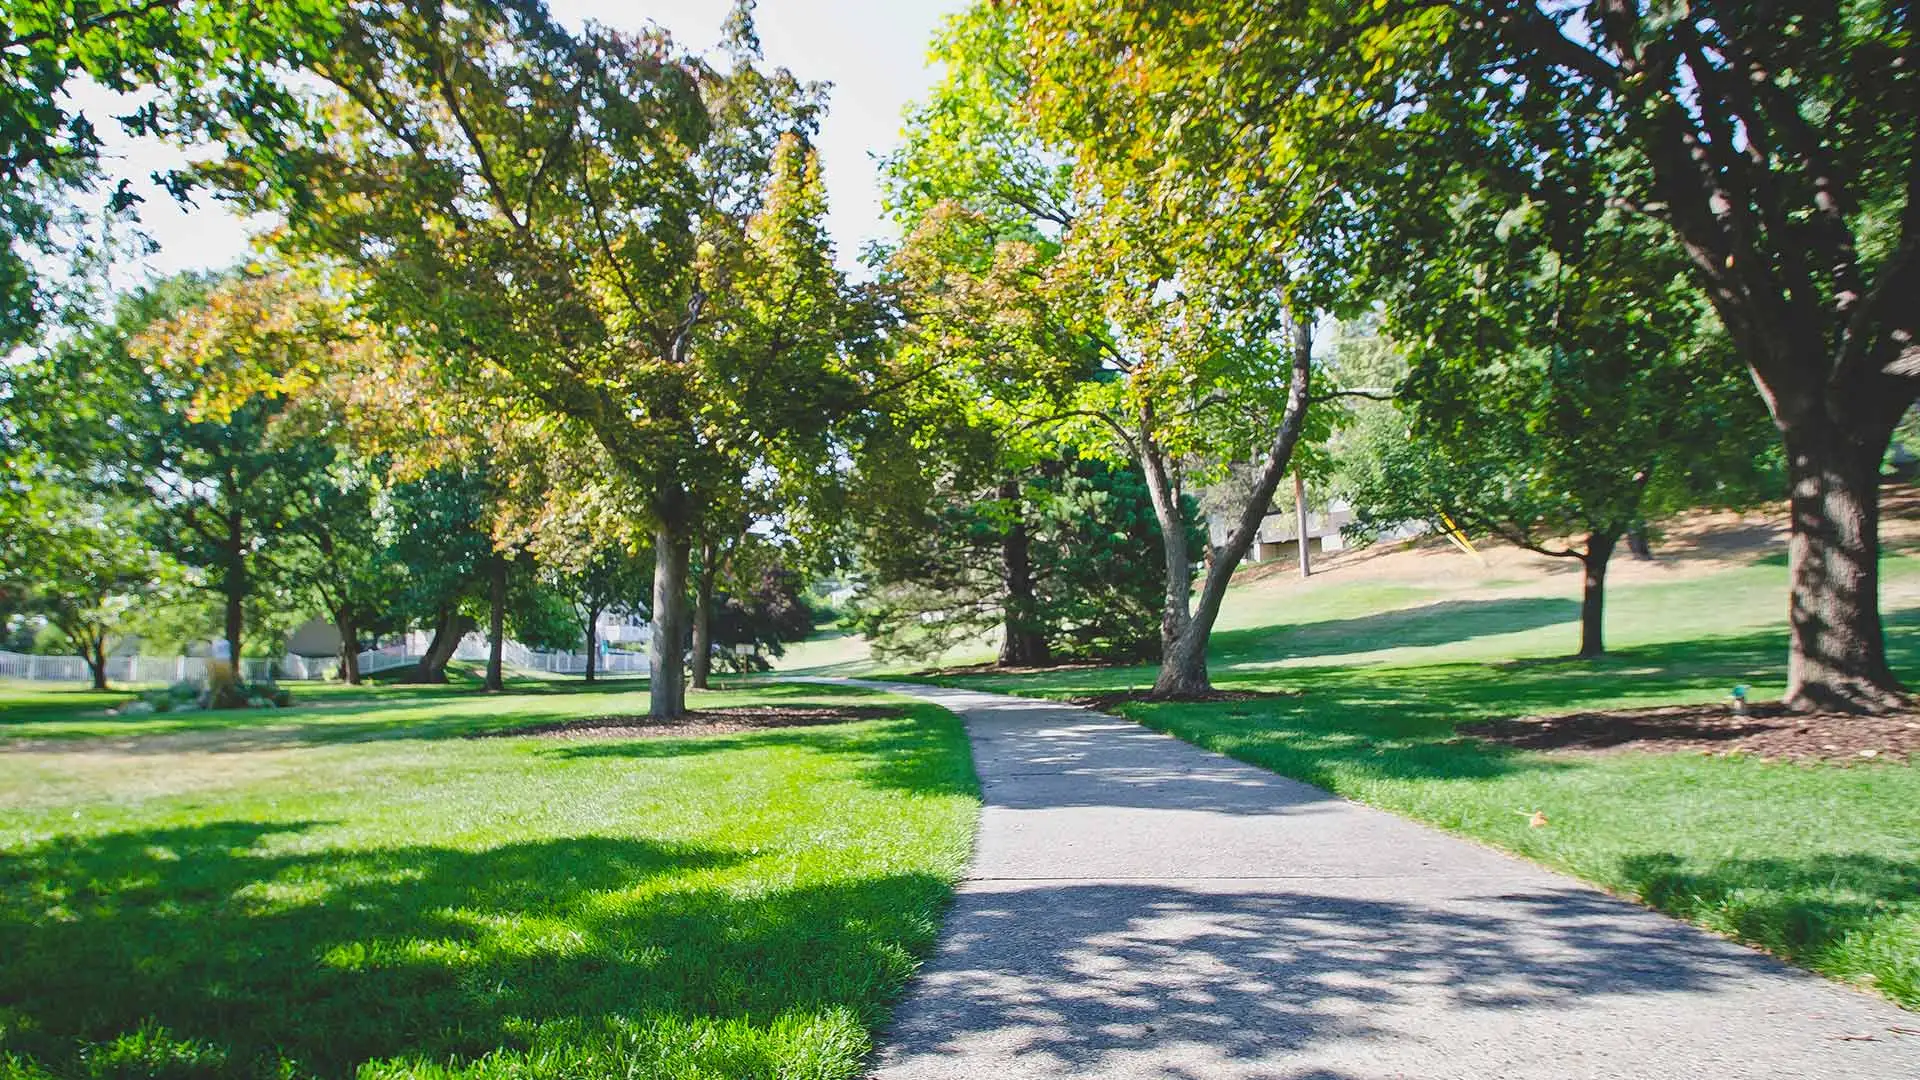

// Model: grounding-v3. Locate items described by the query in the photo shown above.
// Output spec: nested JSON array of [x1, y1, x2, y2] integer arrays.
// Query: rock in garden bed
[[479, 704, 906, 740], [1462, 703, 1920, 764]]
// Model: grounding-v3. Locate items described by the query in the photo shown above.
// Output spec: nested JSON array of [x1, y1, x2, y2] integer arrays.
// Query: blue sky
[[94, 0, 965, 282]]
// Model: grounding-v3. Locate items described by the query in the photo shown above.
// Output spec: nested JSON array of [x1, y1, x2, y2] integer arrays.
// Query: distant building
[[1210, 497, 1357, 566]]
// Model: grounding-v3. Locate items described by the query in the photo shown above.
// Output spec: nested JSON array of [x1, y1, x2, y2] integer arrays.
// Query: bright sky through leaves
[[81, 0, 963, 282]]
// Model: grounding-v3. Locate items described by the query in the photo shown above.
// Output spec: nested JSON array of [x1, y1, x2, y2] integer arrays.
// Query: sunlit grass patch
[[0, 681, 977, 1079]]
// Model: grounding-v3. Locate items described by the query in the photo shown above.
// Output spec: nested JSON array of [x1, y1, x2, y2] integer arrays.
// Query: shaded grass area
[[0, 681, 979, 1079], [926, 563, 1920, 1010]]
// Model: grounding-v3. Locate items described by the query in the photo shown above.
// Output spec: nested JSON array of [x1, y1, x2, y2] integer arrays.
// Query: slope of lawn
[[0, 678, 979, 1080], [926, 546, 1920, 1010]]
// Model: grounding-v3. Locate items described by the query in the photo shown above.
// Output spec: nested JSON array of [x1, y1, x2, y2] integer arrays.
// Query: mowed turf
[[0, 678, 979, 1079], [924, 548, 1920, 1010]]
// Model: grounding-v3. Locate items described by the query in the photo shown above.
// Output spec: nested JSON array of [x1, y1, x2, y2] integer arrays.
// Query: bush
[[136, 682, 200, 714], [138, 678, 290, 711]]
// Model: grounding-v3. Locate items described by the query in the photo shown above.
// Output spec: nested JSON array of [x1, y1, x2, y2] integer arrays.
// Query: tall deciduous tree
[[1305, 0, 1920, 710], [214, 0, 868, 718], [10, 273, 336, 664], [1343, 163, 1776, 658], [891, 4, 1336, 697]]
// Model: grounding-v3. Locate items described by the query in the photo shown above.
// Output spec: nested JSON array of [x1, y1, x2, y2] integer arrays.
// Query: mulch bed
[[1069, 688, 1303, 711], [1462, 703, 1920, 764], [477, 705, 905, 741]]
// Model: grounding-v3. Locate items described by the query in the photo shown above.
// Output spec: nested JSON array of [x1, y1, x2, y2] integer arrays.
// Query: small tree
[[850, 451, 1191, 664], [0, 480, 161, 689], [11, 273, 339, 665]]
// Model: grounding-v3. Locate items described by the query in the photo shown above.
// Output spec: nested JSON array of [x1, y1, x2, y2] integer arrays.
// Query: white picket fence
[[1, 639, 648, 685]]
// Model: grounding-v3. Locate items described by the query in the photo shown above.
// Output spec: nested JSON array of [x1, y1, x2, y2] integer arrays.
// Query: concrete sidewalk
[[835, 679, 1920, 1080]]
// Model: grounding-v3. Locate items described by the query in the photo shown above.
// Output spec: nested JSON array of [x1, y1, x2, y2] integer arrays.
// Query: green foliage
[[852, 453, 1194, 663], [0, 476, 163, 684], [505, 576, 584, 654], [206, 0, 876, 714], [6, 274, 336, 658], [0, 0, 339, 349], [1339, 178, 1778, 563], [378, 468, 494, 636]]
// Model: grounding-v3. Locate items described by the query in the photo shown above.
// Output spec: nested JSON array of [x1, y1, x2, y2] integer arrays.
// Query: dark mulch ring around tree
[[1462, 703, 1920, 764], [477, 705, 907, 740], [1069, 688, 1304, 711]]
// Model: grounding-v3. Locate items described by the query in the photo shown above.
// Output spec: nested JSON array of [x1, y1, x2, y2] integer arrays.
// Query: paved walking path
[[828, 679, 1920, 1080]]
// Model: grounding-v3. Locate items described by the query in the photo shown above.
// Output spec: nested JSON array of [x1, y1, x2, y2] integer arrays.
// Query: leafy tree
[[279, 460, 399, 684], [850, 451, 1189, 665], [0, 478, 163, 688], [379, 467, 492, 683], [503, 569, 582, 654], [1340, 163, 1777, 657], [546, 546, 652, 683], [9, 273, 338, 664], [0, 0, 337, 349], [709, 563, 814, 673], [211, 0, 871, 718], [888, 4, 1329, 697], [1285, 0, 1920, 709]]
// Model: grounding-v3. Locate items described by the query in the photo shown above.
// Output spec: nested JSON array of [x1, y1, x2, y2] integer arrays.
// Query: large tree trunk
[[222, 512, 246, 670], [336, 611, 362, 685], [83, 636, 108, 691], [691, 539, 715, 690], [1139, 312, 1315, 699], [1780, 416, 1904, 711], [584, 604, 601, 684], [1577, 531, 1617, 659], [997, 478, 1051, 667], [223, 568, 245, 676], [649, 524, 690, 720], [409, 607, 468, 683], [484, 553, 507, 692]]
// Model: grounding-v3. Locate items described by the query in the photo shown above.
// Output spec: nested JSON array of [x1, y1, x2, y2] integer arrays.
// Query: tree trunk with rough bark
[[583, 604, 602, 683], [409, 607, 468, 683], [335, 611, 362, 685], [691, 539, 715, 690], [1139, 313, 1315, 699], [997, 479, 1051, 667], [1780, 414, 1904, 711], [1577, 531, 1616, 659], [649, 524, 690, 719], [484, 553, 507, 692], [83, 637, 108, 691]]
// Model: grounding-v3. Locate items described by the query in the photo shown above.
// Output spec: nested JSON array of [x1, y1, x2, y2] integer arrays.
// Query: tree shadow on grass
[[1616, 852, 1920, 1008], [941, 619, 1920, 795], [0, 820, 954, 1078], [546, 705, 979, 800], [0, 680, 921, 756], [1210, 595, 1583, 667]]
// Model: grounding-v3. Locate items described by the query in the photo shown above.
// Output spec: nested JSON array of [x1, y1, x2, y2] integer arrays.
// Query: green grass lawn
[[0, 678, 979, 1080], [925, 550, 1920, 1010]]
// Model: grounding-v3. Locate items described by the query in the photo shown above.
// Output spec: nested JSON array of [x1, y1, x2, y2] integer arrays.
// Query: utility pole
[[1294, 471, 1311, 578]]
